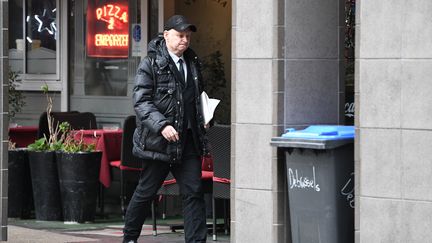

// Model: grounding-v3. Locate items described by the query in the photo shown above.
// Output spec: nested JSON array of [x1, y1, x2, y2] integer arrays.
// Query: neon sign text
[[87, 0, 129, 58], [96, 4, 128, 29], [95, 34, 128, 47]]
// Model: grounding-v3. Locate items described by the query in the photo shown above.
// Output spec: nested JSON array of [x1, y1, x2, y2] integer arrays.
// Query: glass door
[[68, 0, 153, 127]]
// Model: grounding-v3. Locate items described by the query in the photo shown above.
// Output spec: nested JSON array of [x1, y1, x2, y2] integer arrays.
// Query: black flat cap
[[164, 15, 197, 32]]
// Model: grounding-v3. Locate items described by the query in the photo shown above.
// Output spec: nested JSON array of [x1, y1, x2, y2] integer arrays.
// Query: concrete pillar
[[282, 0, 346, 242], [233, 0, 344, 242], [284, 0, 346, 126], [232, 0, 286, 242], [0, 0, 8, 240], [357, 0, 432, 242]]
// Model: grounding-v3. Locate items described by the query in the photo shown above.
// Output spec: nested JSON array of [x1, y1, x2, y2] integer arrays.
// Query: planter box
[[8, 149, 33, 218], [56, 151, 101, 223], [28, 151, 63, 221]]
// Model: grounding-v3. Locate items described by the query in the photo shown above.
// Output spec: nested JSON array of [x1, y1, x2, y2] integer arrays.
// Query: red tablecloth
[[73, 129, 123, 188], [8, 126, 38, 148]]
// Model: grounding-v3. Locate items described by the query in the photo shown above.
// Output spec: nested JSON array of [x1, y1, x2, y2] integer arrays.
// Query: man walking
[[123, 15, 209, 243]]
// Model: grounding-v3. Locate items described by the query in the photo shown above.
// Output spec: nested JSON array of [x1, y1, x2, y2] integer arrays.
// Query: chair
[[207, 124, 231, 241], [109, 115, 143, 216], [37, 111, 80, 139], [52, 112, 97, 130], [37, 111, 97, 139]]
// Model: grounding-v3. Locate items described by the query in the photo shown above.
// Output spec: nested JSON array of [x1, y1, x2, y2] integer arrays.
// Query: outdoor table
[[73, 129, 123, 188], [8, 126, 38, 148]]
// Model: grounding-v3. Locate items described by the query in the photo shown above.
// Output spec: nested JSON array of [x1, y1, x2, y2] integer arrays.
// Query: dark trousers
[[123, 132, 207, 243]]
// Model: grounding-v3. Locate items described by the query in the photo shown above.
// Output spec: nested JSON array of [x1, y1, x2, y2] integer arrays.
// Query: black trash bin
[[271, 125, 355, 243], [8, 148, 33, 218]]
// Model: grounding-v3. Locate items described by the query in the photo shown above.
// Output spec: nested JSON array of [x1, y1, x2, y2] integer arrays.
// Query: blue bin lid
[[281, 125, 355, 140]]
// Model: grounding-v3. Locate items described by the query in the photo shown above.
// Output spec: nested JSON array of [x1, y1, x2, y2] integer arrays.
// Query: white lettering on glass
[[345, 102, 355, 118]]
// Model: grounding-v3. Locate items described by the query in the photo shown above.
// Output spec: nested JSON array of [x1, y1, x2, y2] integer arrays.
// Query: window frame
[[15, 0, 62, 91]]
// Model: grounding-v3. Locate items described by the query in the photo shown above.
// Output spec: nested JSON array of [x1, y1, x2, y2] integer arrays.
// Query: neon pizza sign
[[87, 0, 129, 58]]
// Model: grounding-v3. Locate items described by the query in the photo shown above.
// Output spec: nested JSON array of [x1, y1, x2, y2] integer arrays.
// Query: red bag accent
[[201, 154, 214, 171], [213, 176, 230, 184]]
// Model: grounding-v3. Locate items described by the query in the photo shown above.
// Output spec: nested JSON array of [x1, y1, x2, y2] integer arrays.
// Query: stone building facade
[[1, 0, 432, 242]]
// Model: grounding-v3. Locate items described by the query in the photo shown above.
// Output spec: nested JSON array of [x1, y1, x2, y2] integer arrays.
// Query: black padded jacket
[[132, 36, 209, 163]]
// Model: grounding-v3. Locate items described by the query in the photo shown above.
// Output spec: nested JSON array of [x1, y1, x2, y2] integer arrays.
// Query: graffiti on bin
[[340, 172, 354, 208], [288, 166, 320, 192]]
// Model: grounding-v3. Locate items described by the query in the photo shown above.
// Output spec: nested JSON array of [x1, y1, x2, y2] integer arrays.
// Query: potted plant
[[26, 84, 65, 221], [8, 69, 25, 126], [201, 50, 230, 124], [56, 129, 101, 223], [7, 71, 31, 218], [7, 141, 33, 219]]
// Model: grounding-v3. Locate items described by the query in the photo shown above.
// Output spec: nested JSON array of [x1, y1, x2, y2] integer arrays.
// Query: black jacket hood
[[147, 36, 170, 69]]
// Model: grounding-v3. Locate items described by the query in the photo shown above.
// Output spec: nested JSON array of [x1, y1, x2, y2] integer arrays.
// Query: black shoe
[[123, 240, 137, 243]]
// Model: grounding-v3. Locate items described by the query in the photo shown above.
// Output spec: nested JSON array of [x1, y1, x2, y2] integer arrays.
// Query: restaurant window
[[9, 0, 59, 81], [69, 0, 140, 97]]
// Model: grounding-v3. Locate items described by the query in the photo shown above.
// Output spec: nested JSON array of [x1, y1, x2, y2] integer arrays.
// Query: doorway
[[68, 0, 231, 128]]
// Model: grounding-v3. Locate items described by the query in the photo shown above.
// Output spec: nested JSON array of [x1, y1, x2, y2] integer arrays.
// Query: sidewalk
[[4, 225, 196, 243], [4, 225, 97, 243], [3, 219, 230, 243]]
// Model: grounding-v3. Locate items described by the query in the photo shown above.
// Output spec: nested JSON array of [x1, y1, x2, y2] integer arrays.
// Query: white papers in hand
[[200, 91, 220, 125]]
